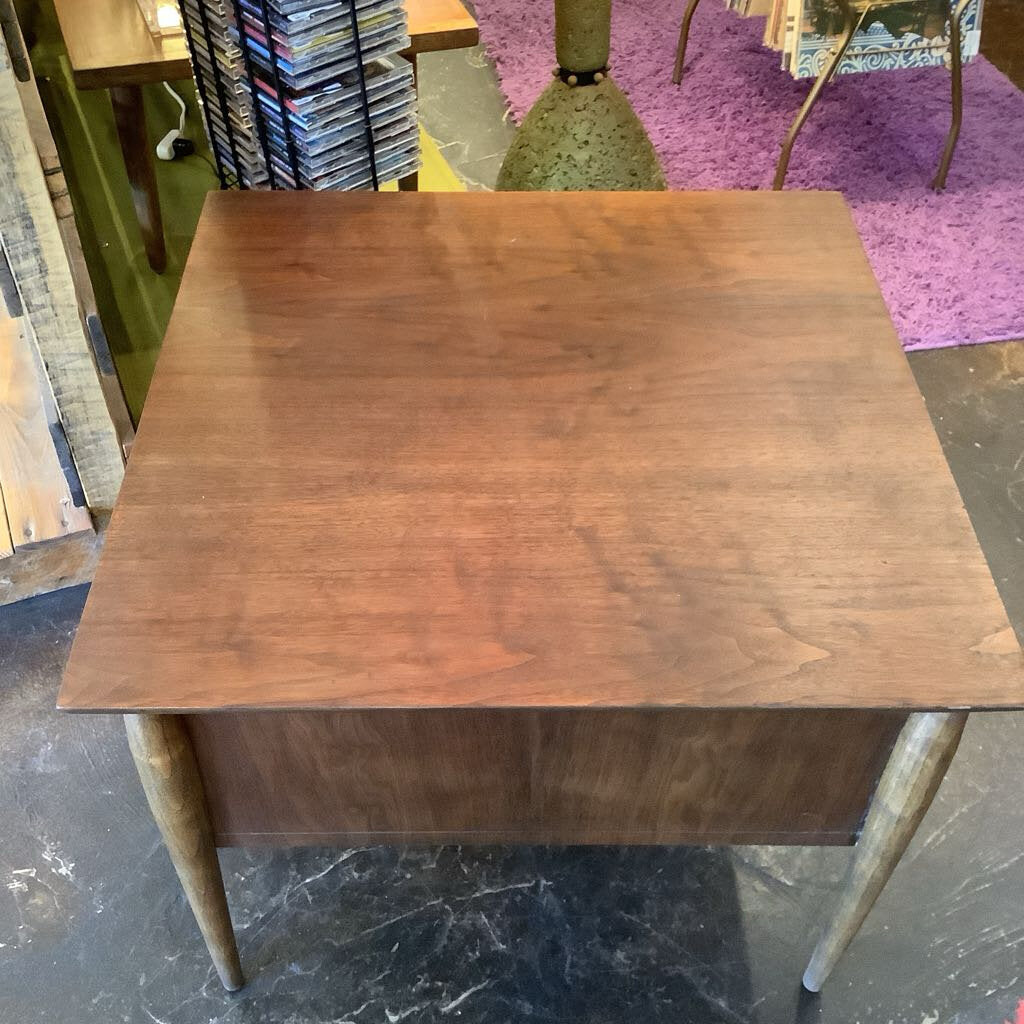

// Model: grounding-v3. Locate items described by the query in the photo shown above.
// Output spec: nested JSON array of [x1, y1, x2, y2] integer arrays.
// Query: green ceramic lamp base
[[496, 0, 665, 192], [496, 76, 667, 191]]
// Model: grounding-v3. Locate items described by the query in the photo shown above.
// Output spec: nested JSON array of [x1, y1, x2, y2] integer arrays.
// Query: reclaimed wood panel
[[12, 34, 135, 455], [0, 33, 123, 512], [188, 708, 906, 847], [404, 0, 479, 54], [0, 312, 93, 548], [50, 0, 476, 88], [0, 522, 103, 606]]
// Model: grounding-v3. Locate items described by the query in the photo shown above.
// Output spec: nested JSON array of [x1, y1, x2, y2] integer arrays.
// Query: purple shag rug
[[472, 0, 1024, 350]]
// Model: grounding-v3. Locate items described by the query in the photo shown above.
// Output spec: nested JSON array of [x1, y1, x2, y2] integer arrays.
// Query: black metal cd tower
[[178, 0, 380, 190]]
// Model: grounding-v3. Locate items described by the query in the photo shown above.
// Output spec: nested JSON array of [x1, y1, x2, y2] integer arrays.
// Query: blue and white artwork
[[791, 0, 983, 79]]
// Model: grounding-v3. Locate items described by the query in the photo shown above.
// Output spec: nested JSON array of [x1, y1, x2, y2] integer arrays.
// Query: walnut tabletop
[[58, 191, 1023, 714]]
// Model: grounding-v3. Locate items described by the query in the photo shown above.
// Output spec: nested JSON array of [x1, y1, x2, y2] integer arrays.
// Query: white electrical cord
[[157, 82, 188, 159], [163, 80, 186, 133]]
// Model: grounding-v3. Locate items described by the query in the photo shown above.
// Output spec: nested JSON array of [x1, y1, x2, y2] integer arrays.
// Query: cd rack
[[179, 0, 420, 190]]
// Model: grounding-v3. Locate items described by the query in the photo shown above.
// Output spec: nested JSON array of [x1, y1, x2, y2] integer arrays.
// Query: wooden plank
[[188, 709, 906, 847], [57, 191, 1022, 713], [0, 525, 102, 607], [11, 17, 135, 457], [0, 312, 93, 548], [0, 34, 124, 512]]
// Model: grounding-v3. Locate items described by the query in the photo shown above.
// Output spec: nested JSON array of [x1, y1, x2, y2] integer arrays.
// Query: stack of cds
[[181, 0, 268, 187], [180, 0, 420, 190]]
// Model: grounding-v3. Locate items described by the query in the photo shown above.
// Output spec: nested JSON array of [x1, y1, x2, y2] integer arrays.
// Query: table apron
[[185, 708, 905, 848]]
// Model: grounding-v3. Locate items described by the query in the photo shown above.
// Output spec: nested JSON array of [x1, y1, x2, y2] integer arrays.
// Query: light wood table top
[[52, 0, 192, 89], [58, 191, 1023, 714], [404, 0, 479, 54], [53, 0, 478, 90]]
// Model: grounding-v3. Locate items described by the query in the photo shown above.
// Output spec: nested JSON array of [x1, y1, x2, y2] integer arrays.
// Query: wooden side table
[[50, 0, 479, 270], [52, 0, 190, 273], [58, 191, 1024, 995]]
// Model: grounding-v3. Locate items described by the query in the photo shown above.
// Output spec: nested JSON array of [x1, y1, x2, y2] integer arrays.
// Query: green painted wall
[[21, 0, 218, 421]]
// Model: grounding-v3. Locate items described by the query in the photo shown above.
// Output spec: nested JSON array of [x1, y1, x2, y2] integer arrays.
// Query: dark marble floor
[[4, 7, 1024, 1023]]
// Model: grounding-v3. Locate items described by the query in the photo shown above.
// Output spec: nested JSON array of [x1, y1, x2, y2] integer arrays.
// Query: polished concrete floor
[[3, 5, 1024, 1023]]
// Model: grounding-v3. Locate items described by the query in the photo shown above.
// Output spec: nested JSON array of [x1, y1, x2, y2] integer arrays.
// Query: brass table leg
[[672, 0, 705, 85], [802, 711, 968, 991], [125, 714, 244, 991], [773, 3, 866, 191], [931, 0, 973, 190]]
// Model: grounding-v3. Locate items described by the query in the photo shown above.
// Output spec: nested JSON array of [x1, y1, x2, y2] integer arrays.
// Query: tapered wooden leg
[[125, 714, 244, 991], [110, 84, 166, 273], [672, 0, 704, 85], [802, 711, 968, 992]]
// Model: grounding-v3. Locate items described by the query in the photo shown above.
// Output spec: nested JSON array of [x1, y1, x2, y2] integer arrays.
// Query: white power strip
[[156, 128, 183, 160]]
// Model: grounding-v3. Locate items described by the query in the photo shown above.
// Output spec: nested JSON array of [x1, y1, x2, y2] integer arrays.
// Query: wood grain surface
[[125, 714, 244, 990], [187, 708, 905, 847], [0, 313, 93, 548], [52, 0, 476, 88], [0, 478, 11, 558], [52, 0, 191, 89], [803, 710, 968, 990], [404, 0, 479, 55], [11, 28, 136, 454], [0, 34, 124, 513], [0, 523, 103, 607], [110, 83, 166, 273], [58, 191, 1023, 713]]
